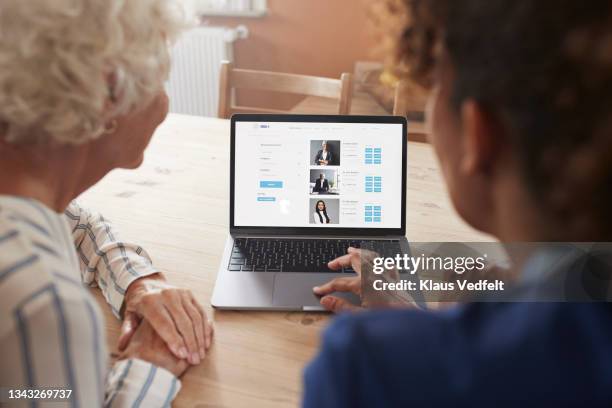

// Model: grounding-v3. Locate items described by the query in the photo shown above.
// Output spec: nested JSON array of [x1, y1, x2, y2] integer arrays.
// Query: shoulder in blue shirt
[[304, 302, 612, 408]]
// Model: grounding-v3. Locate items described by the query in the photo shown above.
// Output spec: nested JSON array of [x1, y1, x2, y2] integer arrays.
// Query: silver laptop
[[211, 114, 409, 311]]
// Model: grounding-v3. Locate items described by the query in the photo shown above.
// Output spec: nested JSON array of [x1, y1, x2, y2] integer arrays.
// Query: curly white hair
[[0, 0, 187, 144]]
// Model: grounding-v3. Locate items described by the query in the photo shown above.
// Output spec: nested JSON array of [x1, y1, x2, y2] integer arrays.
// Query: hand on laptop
[[119, 273, 214, 365], [314, 247, 417, 313], [313, 247, 365, 313]]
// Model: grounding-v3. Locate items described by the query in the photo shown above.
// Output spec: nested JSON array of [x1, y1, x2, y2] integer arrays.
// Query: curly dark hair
[[381, 0, 612, 235]]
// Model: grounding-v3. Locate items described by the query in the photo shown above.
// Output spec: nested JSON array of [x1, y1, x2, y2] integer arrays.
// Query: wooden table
[[291, 91, 428, 138], [78, 113, 489, 407]]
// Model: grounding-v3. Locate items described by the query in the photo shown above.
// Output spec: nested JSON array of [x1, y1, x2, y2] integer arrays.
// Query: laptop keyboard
[[228, 238, 403, 273]]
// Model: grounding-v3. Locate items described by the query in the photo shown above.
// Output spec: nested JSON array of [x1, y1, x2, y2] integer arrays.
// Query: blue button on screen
[[260, 181, 283, 188]]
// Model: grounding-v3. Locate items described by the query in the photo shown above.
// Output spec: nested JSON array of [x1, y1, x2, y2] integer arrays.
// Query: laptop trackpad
[[272, 273, 361, 309]]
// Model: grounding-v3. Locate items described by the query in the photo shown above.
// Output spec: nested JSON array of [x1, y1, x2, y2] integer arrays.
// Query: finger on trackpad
[[325, 290, 361, 306], [272, 273, 360, 308]]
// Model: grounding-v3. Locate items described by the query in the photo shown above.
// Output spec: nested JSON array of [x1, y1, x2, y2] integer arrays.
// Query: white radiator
[[166, 25, 247, 117]]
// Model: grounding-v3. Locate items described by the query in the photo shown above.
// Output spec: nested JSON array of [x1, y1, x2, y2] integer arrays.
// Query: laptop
[[211, 114, 409, 311]]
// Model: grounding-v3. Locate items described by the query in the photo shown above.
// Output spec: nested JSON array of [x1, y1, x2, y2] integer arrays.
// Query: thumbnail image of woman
[[314, 141, 334, 166], [313, 200, 331, 224]]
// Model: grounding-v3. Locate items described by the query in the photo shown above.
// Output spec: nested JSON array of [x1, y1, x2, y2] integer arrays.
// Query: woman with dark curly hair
[[305, 1, 612, 407]]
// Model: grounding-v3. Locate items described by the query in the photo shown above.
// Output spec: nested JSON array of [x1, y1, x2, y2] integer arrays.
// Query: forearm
[[105, 359, 181, 408], [66, 201, 158, 317]]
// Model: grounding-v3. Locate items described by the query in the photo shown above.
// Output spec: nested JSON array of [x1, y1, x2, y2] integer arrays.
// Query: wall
[[204, 0, 379, 110]]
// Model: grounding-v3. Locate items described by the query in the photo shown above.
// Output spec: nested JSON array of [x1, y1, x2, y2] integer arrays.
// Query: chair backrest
[[393, 80, 409, 118], [218, 61, 353, 118], [393, 79, 429, 143]]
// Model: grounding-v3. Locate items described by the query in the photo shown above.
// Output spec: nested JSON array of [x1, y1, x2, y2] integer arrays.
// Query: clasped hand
[[117, 273, 213, 376]]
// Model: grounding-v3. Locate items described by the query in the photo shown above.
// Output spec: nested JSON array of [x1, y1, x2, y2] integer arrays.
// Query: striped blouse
[[0, 196, 180, 407]]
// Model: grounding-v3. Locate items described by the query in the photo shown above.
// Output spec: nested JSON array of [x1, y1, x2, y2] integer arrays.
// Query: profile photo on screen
[[309, 199, 339, 225], [311, 140, 340, 166], [309, 169, 339, 195]]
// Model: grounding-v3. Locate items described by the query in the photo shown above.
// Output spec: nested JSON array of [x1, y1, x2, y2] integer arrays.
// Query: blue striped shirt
[[0, 197, 181, 407]]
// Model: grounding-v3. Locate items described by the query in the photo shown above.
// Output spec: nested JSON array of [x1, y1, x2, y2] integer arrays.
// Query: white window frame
[[193, 0, 267, 18]]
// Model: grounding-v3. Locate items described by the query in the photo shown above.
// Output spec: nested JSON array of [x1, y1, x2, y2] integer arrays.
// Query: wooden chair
[[393, 79, 429, 143], [218, 61, 353, 118]]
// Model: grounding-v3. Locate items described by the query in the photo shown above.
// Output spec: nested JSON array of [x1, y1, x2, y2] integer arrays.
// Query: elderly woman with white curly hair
[[0, 0, 213, 406]]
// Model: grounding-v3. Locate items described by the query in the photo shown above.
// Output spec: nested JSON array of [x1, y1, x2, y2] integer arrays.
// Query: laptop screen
[[232, 117, 405, 230]]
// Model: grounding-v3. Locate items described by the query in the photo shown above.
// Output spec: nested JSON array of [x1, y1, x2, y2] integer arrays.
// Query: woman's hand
[[314, 247, 416, 313], [313, 247, 365, 313], [118, 274, 213, 365], [119, 320, 189, 377]]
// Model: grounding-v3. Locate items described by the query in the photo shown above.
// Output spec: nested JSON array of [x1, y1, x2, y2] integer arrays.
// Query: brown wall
[[204, 0, 378, 110]]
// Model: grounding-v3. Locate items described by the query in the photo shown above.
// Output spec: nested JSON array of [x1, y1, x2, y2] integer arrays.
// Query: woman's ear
[[459, 100, 500, 176]]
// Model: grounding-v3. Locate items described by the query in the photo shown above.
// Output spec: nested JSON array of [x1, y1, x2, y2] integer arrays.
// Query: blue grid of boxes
[[365, 147, 382, 164], [365, 205, 382, 223], [365, 176, 382, 192]]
